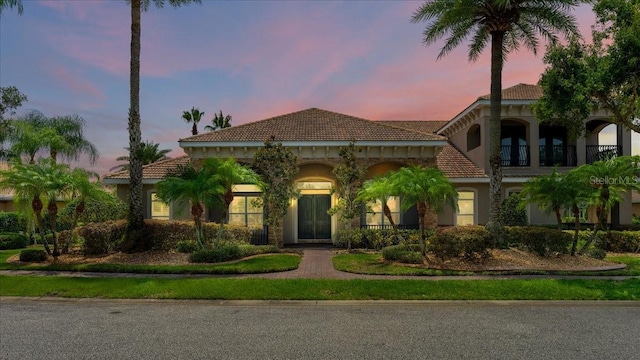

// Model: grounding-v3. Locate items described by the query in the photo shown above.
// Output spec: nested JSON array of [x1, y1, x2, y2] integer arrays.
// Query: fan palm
[[109, 140, 171, 172], [181, 107, 205, 136], [204, 111, 232, 132], [0, 0, 23, 15], [412, 0, 583, 240], [392, 165, 458, 255], [124, 0, 201, 251]]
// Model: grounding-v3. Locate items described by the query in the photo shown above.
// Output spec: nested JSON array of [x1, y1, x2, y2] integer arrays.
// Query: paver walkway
[[1, 248, 636, 281]]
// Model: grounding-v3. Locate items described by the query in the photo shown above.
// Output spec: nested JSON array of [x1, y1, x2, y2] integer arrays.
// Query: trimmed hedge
[[382, 245, 424, 264], [333, 228, 423, 250], [77, 220, 126, 255], [189, 244, 244, 263], [507, 226, 572, 257], [0, 212, 27, 233], [429, 226, 494, 260], [0, 233, 30, 250], [19, 249, 48, 262]]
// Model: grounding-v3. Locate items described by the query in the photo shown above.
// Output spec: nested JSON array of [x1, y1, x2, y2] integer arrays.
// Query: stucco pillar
[[576, 135, 586, 165], [530, 123, 539, 168]]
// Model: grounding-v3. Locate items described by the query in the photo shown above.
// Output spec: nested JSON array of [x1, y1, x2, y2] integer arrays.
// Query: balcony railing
[[586, 145, 622, 164], [539, 145, 577, 166], [502, 145, 530, 166]]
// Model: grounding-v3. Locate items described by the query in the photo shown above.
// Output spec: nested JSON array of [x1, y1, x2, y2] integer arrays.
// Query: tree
[[7, 113, 69, 164], [204, 111, 232, 132], [109, 140, 171, 172], [0, 0, 23, 15], [534, 0, 640, 134], [411, 0, 583, 241], [64, 168, 105, 252], [356, 175, 405, 245], [47, 114, 99, 164], [253, 139, 299, 248], [571, 156, 640, 254], [0, 86, 27, 120], [155, 159, 223, 249], [391, 165, 458, 255], [181, 106, 205, 136], [123, 0, 201, 252], [328, 142, 366, 250]]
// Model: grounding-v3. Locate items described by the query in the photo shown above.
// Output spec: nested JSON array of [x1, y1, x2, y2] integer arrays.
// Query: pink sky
[[1, 1, 637, 175]]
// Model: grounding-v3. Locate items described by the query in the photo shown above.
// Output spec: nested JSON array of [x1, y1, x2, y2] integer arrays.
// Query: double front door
[[297, 194, 331, 240]]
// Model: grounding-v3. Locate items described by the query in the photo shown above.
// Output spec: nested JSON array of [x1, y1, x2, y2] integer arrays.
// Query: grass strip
[[333, 253, 640, 276], [0, 249, 300, 274], [1, 276, 638, 300]]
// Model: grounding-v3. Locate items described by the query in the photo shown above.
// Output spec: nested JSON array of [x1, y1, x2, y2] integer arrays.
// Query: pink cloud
[[48, 64, 105, 103]]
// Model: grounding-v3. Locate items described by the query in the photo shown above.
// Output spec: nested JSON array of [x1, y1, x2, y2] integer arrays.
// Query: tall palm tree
[[204, 111, 232, 132], [181, 107, 205, 136], [124, 0, 201, 251], [155, 159, 224, 248], [411, 0, 582, 240], [109, 140, 171, 172], [391, 165, 458, 255], [0, 0, 23, 15], [356, 175, 405, 245]]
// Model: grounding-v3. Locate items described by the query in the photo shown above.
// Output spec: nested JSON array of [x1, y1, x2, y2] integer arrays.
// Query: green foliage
[[0, 85, 27, 119], [586, 247, 607, 260], [429, 226, 494, 260], [78, 220, 127, 255], [181, 106, 205, 135], [499, 193, 528, 226], [109, 140, 172, 173], [176, 240, 199, 253], [0, 211, 26, 232], [190, 243, 244, 263], [253, 139, 299, 247], [60, 194, 127, 224], [204, 110, 232, 131], [333, 228, 423, 250], [507, 226, 572, 257], [0, 233, 29, 249], [329, 142, 366, 228], [382, 245, 424, 264], [19, 249, 47, 262], [602, 231, 640, 253]]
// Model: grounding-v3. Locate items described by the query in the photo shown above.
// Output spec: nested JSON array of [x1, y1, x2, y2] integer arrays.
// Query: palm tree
[[66, 168, 103, 252], [204, 111, 232, 132], [155, 159, 224, 249], [0, 0, 23, 15], [411, 0, 582, 241], [47, 114, 99, 165], [181, 107, 205, 136], [110, 140, 171, 172], [7, 119, 67, 163], [209, 158, 262, 243], [571, 156, 640, 254], [124, 0, 201, 251], [356, 175, 405, 245], [391, 165, 458, 255]]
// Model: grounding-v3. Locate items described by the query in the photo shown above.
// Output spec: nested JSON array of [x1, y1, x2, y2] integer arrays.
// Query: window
[[228, 195, 263, 228], [151, 193, 169, 220], [456, 191, 475, 226], [563, 206, 587, 222], [366, 197, 400, 226]]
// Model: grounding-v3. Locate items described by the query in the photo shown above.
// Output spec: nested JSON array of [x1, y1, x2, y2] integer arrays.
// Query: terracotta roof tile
[[180, 108, 445, 142], [436, 144, 487, 178], [378, 120, 449, 134], [104, 156, 190, 180], [478, 83, 543, 101]]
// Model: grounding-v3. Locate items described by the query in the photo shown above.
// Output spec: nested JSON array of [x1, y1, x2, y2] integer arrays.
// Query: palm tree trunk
[[31, 195, 50, 255], [579, 187, 610, 254], [383, 203, 405, 245], [571, 204, 580, 256], [417, 202, 427, 255], [486, 30, 505, 245], [554, 209, 562, 231], [47, 201, 60, 259], [216, 190, 234, 244], [123, 0, 144, 252]]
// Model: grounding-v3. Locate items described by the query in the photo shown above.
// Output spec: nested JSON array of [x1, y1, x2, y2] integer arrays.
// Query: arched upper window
[[467, 124, 481, 151]]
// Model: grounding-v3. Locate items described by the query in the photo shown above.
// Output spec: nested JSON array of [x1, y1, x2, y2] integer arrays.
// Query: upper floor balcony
[[586, 145, 623, 164], [539, 145, 577, 167]]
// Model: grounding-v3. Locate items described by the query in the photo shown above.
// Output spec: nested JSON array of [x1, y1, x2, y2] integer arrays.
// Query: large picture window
[[456, 191, 475, 226], [366, 197, 400, 226], [228, 195, 263, 227], [151, 193, 169, 220]]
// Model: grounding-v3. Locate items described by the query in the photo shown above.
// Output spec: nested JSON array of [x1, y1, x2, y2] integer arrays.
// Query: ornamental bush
[[0, 212, 27, 233], [507, 226, 572, 256], [333, 228, 423, 250], [0, 233, 30, 250], [382, 245, 423, 264], [78, 220, 126, 255], [429, 226, 494, 260], [19, 249, 48, 262], [189, 243, 244, 263]]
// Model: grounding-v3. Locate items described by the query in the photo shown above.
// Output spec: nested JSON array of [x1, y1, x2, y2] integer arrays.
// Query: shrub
[[333, 228, 423, 250], [603, 231, 640, 253], [382, 245, 424, 264], [0, 212, 27, 233], [189, 244, 245, 263], [508, 226, 572, 257], [499, 194, 528, 226], [0, 233, 30, 250], [586, 247, 607, 260], [176, 240, 199, 253], [429, 226, 494, 260], [77, 220, 126, 255], [19, 249, 48, 262], [143, 220, 253, 251]]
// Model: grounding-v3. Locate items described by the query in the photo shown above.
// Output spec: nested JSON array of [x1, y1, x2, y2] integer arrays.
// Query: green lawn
[[0, 249, 301, 274], [1, 276, 638, 300], [333, 253, 640, 276]]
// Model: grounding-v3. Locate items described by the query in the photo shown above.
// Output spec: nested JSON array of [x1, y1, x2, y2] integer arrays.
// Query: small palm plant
[[356, 175, 405, 245]]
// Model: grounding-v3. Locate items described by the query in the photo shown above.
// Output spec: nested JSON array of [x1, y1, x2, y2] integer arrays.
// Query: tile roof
[[377, 120, 449, 134], [104, 156, 191, 180], [478, 83, 543, 101], [180, 108, 446, 143], [436, 144, 487, 178]]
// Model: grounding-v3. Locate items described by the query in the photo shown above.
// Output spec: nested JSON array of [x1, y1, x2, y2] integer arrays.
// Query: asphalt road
[[1, 298, 639, 360]]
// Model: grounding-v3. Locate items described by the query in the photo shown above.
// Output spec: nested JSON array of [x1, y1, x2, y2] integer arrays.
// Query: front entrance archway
[[294, 181, 334, 243]]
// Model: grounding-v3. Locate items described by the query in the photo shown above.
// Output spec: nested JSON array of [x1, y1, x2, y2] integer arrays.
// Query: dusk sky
[[1, 0, 637, 176]]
